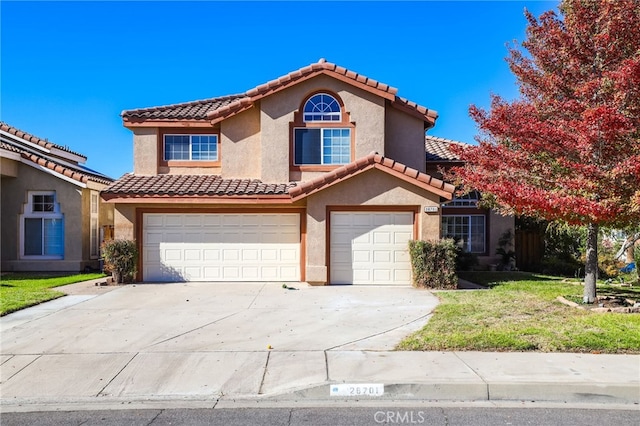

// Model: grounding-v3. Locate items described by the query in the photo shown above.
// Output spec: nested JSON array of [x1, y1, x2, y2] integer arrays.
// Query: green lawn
[[0, 273, 106, 316], [398, 272, 640, 354]]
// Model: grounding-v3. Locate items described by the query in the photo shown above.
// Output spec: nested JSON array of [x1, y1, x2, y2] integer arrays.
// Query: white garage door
[[143, 213, 300, 282], [330, 211, 414, 285]]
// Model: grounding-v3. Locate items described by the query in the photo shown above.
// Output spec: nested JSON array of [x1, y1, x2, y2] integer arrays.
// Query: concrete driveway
[[1, 282, 440, 404], [1, 282, 439, 353]]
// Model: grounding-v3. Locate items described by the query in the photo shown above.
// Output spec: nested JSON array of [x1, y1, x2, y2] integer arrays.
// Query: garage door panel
[[143, 213, 300, 282], [373, 232, 391, 244], [203, 249, 220, 261], [330, 211, 413, 285], [353, 250, 370, 262]]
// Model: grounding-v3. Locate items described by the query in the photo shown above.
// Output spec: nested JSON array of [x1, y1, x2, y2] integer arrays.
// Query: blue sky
[[1, 0, 559, 179]]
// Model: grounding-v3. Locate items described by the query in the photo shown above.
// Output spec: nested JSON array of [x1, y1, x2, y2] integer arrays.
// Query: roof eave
[[100, 194, 294, 204]]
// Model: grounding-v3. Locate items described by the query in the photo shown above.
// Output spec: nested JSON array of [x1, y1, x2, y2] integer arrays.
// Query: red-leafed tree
[[448, 0, 640, 303]]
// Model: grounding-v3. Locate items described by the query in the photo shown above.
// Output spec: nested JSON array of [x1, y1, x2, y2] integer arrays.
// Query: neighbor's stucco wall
[[0, 163, 91, 272], [1, 157, 18, 177], [133, 128, 158, 175], [385, 107, 426, 173], [304, 168, 442, 284], [483, 211, 515, 266]]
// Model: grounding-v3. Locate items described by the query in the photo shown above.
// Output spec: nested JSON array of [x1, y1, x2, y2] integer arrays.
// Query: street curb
[[257, 382, 639, 405]]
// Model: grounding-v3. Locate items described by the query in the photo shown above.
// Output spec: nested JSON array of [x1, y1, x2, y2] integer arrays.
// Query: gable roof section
[[425, 135, 469, 162], [122, 59, 438, 128], [0, 122, 114, 186], [102, 154, 454, 203], [101, 174, 295, 202], [288, 153, 454, 201], [1, 122, 86, 160]]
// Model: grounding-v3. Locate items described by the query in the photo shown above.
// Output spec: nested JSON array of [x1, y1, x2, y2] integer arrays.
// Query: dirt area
[[57, 277, 124, 296], [557, 294, 640, 313]]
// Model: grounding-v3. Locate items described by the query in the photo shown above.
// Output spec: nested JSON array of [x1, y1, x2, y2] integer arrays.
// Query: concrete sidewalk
[[1, 281, 638, 412]]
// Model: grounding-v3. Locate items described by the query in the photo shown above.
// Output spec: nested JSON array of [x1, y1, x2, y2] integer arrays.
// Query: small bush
[[408, 239, 458, 289], [101, 239, 138, 284]]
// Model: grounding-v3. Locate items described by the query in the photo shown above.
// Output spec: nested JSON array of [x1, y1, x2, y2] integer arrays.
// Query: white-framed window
[[442, 215, 486, 253], [90, 192, 99, 258], [293, 128, 351, 165], [164, 134, 218, 161], [20, 191, 64, 259], [446, 191, 480, 207], [293, 93, 351, 166]]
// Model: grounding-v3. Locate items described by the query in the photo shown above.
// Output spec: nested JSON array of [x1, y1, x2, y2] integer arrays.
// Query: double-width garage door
[[143, 213, 300, 282], [330, 211, 414, 285]]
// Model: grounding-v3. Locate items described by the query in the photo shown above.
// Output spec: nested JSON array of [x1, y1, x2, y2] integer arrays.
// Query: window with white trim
[[164, 134, 218, 161], [293, 93, 351, 166], [21, 191, 64, 258], [446, 191, 480, 207], [90, 193, 99, 258], [442, 215, 485, 253]]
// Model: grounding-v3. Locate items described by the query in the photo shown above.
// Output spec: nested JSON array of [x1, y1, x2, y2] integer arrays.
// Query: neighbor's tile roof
[[288, 153, 455, 201], [101, 174, 296, 200], [425, 135, 469, 162], [0, 123, 113, 185], [122, 59, 437, 126], [0, 122, 86, 159]]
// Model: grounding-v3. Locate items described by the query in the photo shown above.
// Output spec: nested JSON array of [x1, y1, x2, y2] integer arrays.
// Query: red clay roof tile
[[0, 123, 113, 185], [288, 153, 455, 201], [121, 59, 437, 126], [101, 174, 296, 200], [425, 135, 469, 162]]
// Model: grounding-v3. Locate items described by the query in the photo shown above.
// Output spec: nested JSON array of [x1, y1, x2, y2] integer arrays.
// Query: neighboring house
[[425, 135, 514, 267], [102, 59, 458, 285], [0, 122, 114, 272]]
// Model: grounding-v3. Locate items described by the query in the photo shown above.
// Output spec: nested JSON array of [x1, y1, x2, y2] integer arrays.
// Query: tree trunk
[[583, 223, 598, 304]]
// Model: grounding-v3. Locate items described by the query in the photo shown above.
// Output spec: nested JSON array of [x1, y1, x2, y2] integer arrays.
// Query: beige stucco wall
[[221, 105, 261, 179], [132, 128, 158, 175], [385, 107, 426, 173], [0, 163, 112, 272], [256, 74, 386, 183], [304, 168, 443, 284]]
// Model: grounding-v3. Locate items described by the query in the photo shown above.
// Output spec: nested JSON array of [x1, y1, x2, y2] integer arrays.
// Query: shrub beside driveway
[[0, 273, 105, 316], [397, 272, 640, 354]]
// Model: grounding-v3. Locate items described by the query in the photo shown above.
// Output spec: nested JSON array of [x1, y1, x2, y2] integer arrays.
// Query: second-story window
[[292, 92, 353, 167], [164, 134, 218, 161]]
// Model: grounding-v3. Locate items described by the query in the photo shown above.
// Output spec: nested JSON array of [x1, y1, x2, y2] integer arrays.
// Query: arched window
[[303, 93, 341, 122], [292, 92, 353, 168]]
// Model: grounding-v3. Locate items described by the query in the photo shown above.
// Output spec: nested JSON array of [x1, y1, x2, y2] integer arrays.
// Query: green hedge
[[408, 239, 458, 289], [101, 239, 138, 284]]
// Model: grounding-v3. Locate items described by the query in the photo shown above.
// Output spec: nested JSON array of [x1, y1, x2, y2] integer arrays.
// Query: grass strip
[[397, 272, 640, 353], [0, 273, 106, 316]]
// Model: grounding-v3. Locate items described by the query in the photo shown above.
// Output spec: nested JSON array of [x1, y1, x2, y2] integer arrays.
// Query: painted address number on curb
[[330, 383, 384, 396]]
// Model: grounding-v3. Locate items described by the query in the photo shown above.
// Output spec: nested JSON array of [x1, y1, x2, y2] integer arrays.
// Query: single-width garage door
[[330, 211, 414, 285], [143, 213, 300, 282]]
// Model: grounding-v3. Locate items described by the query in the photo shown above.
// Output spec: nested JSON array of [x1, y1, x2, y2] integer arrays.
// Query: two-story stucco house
[[1, 122, 114, 272], [102, 59, 460, 285]]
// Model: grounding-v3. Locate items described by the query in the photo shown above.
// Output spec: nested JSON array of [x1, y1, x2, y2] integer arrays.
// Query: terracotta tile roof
[[101, 174, 296, 200], [121, 94, 246, 121], [0, 123, 113, 186], [288, 153, 455, 201], [121, 59, 437, 127], [0, 121, 86, 159], [425, 135, 469, 162]]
